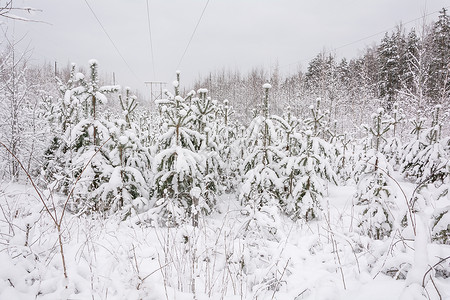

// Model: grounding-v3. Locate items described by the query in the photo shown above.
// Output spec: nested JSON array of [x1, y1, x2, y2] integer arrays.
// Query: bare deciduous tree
[[0, 0, 42, 22]]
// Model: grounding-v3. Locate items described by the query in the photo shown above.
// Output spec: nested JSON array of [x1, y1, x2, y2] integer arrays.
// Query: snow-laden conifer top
[[190, 187, 201, 198], [187, 90, 196, 97], [262, 83, 272, 89], [119, 136, 128, 145], [179, 109, 187, 117], [75, 73, 85, 81]]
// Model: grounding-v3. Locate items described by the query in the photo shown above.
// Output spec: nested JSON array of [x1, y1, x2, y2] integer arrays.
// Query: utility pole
[[145, 81, 167, 102]]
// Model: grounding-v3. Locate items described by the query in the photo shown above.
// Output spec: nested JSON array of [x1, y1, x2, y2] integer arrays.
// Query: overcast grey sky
[[4, 0, 449, 97]]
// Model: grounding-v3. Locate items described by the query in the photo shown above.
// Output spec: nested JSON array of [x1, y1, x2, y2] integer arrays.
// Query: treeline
[[193, 8, 449, 133]]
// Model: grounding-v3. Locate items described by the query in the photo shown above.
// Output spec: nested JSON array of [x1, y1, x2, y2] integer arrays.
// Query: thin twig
[[271, 258, 291, 299], [422, 255, 450, 288], [141, 261, 173, 283], [0, 141, 57, 224], [430, 275, 442, 300]]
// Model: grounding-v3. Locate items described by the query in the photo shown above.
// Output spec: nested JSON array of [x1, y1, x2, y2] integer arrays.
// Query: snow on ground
[[1, 180, 449, 299]]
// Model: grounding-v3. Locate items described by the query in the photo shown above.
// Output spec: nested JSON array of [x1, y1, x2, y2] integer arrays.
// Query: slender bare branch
[[0, 141, 57, 224]]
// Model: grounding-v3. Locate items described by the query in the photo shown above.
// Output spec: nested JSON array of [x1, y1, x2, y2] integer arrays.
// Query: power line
[[334, 6, 449, 51], [280, 6, 450, 70], [146, 0, 156, 79], [83, 0, 142, 82], [177, 0, 210, 70]]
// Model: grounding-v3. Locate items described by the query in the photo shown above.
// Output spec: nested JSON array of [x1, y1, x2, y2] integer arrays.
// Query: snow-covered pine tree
[[428, 8, 450, 101], [42, 64, 82, 191], [278, 103, 337, 221], [271, 106, 300, 153], [280, 131, 320, 220], [398, 27, 430, 118], [191, 89, 225, 206], [354, 107, 396, 240], [352, 123, 372, 184], [216, 99, 238, 192], [405, 105, 450, 244], [101, 87, 151, 218], [383, 102, 405, 169], [235, 85, 289, 292], [271, 107, 301, 210], [304, 97, 329, 138], [335, 132, 354, 183], [403, 105, 448, 184], [228, 124, 248, 195], [240, 83, 285, 211], [64, 60, 120, 213], [136, 105, 159, 148], [152, 72, 208, 226], [378, 31, 404, 110], [56, 64, 83, 132], [304, 97, 340, 166], [401, 115, 427, 179]]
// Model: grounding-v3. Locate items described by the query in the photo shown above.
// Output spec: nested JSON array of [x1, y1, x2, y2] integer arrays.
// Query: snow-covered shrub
[[41, 64, 82, 191], [354, 108, 396, 240], [354, 156, 396, 239], [304, 97, 329, 138], [152, 72, 210, 225], [192, 89, 226, 204], [383, 102, 405, 169], [335, 132, 354, 183], [63, 60, 120, 213], [228, 124, 248, 194], [277, 98, 337, 221], [102, 88, 151, 218], [271, 107, 301, 154], [402, 105, 449, 184], [280, 130, 336, 221], [401, 117, 427, 178], [236, 205, 291, 296], [216, 99, 239, 192], [432, 205, 450, 244], [239, 84, 285, 210]]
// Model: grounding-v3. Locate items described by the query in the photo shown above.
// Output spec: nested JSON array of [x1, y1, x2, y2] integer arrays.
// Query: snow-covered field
[[1, 179, 449, 300]]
